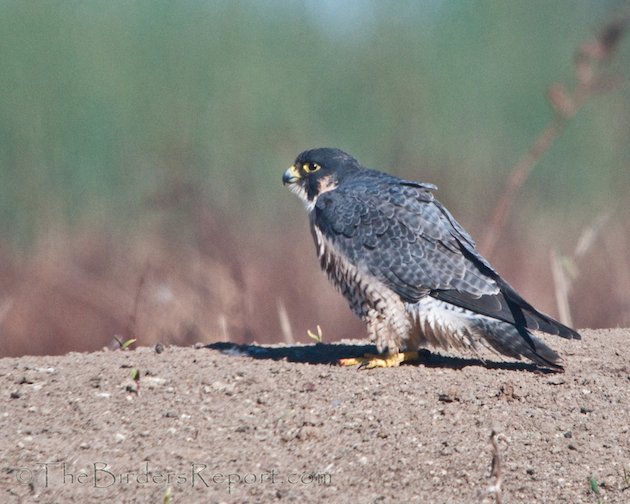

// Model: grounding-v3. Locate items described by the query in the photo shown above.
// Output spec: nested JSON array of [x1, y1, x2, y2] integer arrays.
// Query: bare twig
[[550, 211, 611, 325], [481, 119, 564, 258], [550, 249, 574, 326], [276, 298, 294, 344], [480, 15, 627, 258], [487, 429, 504, 504], [125, 261, 150, 343]]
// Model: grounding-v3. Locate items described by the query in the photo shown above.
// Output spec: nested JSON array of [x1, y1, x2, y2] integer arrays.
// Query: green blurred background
[[1, 1, 629, 356]]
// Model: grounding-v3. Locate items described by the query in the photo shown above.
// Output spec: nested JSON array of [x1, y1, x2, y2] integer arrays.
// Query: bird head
[[282, 148, 361, 209]]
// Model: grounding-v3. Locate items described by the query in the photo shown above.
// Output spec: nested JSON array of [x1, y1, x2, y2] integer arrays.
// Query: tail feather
[[447, 245, 581, 341], [472, 317, 563, 370], [412, 297, 565, 370], [432, 285, 581, 342]]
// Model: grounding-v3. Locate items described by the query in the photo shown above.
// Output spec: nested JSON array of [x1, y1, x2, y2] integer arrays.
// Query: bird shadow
[[204, 341, 558, 374]]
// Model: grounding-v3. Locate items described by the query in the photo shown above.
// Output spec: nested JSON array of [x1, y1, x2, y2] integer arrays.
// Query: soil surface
[[1, 328, 629, 503]]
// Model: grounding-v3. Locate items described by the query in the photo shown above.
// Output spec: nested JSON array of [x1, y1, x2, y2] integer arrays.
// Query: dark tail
[[472, 316, 565, 371], [433, 279, 581, 343], [446, 244, 582, 341], [496, 277, 580, 341]]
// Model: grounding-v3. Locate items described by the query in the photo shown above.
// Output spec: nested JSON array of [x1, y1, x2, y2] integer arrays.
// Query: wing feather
[[313, 171, 499, 301], [313, 171, 580, 340]]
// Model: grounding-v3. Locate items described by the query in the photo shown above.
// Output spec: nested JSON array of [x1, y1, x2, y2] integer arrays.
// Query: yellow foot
[[338, 351, 419, 369]]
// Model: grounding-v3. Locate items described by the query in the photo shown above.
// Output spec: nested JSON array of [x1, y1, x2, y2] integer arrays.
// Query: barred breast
[[310, 221, 412, 353]]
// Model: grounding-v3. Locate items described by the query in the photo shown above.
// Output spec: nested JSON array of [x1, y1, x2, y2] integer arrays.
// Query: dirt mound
[[2, 328, 629, 503]]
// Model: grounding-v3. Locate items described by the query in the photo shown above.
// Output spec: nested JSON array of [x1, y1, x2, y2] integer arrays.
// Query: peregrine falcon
[[282, 147, 580, 369]]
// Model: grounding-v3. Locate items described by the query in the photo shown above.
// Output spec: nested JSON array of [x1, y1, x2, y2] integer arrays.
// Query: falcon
[[282, 147, 580, 369]]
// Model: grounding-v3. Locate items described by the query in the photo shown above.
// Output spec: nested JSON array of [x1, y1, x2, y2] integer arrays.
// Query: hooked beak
[[282, 165, 301, 185]]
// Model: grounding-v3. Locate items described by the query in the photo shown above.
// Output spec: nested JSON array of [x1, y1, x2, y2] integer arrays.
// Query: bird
[[282, 147, 580, 370]]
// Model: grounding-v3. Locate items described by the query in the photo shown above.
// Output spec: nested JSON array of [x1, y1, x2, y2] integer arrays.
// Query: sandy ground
[[1, 328, 629, 503]]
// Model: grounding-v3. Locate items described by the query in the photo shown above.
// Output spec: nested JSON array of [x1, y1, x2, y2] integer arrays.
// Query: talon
[[338, 351, 419, 369], [338, 356, 366, 367]]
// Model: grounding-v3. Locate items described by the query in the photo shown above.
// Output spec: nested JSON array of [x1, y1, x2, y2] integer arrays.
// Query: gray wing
[[314, 173, 580, 340], [313, 173, 500, 302]]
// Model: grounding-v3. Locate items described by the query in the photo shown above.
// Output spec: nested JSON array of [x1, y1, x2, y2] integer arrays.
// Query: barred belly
[[310, 223, 412, 353]]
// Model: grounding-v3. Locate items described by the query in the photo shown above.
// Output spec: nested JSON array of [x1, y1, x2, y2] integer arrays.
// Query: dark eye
[[303, 162, 321, 174]]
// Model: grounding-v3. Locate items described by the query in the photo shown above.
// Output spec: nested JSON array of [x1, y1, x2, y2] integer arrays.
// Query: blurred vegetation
[[1, 0, 628, 242], [0, 1, 628, 355]]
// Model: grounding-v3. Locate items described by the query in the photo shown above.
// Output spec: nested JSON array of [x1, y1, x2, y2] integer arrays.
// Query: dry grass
[[0, 200, 628, 358], [0, 13, 627, 358]]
